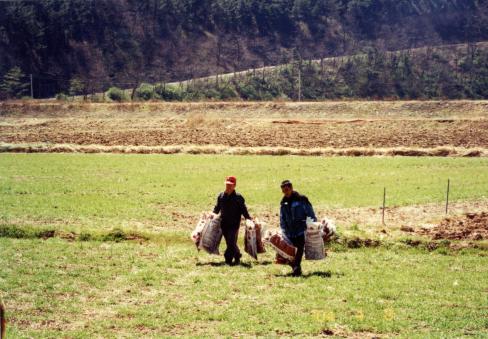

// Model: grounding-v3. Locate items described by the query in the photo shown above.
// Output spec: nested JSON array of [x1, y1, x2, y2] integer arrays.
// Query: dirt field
[[2, 117, 488, 149], [417, 212, 488, 241], [1, 100, 488, 153]]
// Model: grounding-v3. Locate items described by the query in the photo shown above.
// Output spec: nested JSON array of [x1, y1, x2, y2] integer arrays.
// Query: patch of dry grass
[[1, 142, 486, 157]]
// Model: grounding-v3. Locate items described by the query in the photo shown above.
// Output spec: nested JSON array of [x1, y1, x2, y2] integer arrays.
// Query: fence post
[[382, 187, 386, 225], [445, 179, 450, 214]]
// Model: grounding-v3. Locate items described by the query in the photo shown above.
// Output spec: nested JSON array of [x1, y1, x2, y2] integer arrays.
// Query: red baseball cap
[[225, 176, 237, 185]]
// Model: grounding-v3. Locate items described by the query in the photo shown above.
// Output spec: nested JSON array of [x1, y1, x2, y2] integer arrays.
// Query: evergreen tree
[[69, 78, 85, 97], [0, 66, 29, 98]]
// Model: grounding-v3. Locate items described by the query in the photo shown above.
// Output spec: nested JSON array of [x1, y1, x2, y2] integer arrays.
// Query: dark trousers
[[288, 234, 305, 269], [222, 225, 241, 263]]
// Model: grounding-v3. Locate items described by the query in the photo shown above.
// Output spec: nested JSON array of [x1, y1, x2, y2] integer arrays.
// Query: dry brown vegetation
[[1, 142, 487, 157]]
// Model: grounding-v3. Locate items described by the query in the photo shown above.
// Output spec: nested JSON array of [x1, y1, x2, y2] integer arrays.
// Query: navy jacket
[[213, 191, 251, 228], [280, 191, 317, 238]]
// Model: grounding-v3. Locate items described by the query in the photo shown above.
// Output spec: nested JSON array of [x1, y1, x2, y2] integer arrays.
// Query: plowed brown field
[[1, 100, 488, 150], [2, 118, 488, 148]]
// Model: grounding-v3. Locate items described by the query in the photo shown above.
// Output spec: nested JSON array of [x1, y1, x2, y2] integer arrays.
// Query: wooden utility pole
[[297, 66, 302, 102], [30, 74, 34, 98]]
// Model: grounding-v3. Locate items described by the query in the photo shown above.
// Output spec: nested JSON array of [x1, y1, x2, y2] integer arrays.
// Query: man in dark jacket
[[280, 180, 317, 276], [213, 176, 252, 265]]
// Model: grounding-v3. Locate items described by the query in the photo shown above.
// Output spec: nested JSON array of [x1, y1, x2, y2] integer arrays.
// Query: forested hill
[[0, 0, 487, 98]]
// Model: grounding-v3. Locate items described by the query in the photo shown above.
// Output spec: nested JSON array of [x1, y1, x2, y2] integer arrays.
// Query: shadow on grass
[[195, 261, 253, 269], [275, 270, 335, 278]]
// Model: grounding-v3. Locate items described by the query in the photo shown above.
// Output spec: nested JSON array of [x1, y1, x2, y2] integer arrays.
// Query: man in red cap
[[213, 176, 252, 265]]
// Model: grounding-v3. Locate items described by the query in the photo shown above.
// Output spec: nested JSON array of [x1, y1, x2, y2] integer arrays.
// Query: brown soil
[[417, 212, 488, 240], [1, 117, 488, 150], [1, 100, 488, 150]]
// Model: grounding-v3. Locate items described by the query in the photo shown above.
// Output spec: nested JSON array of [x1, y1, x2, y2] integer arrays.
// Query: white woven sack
[[305, 217, 325, 260], [191, 212, 208, 248], [244, 219, 258, 259]]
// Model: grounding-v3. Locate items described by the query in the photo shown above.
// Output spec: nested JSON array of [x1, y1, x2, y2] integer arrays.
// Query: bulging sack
[[274, 253, 292, 265], [191, 213, 208, 248], [304, 217, 337, 260], [244, 219, 258, 260], [244, 219, 266, 259], [264, 230, 297, 262], [305, 217, 325, 260], [192, 212, 222, 255]]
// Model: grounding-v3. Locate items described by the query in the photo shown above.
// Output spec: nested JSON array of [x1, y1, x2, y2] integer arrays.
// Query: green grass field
[[1, 154, 488, 234], [1, 154, 488, 338]]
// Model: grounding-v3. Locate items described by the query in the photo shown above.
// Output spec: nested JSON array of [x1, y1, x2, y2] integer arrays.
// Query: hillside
[[58, 42, 488, 100], [0, 0, 487, 98], [154, 42, 488, 100]]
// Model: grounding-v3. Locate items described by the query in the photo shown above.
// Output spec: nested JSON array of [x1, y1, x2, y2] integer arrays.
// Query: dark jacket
[[280, 191, 317, 238], [213, 191, 251, 228]]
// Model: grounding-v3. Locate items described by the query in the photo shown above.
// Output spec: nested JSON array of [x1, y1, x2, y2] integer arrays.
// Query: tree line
[[1, 0, 487, 98], [3, 43, 480, 101]]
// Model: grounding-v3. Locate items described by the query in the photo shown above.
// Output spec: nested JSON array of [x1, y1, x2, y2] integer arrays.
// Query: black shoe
[[233, 253, 242, 266], [291, 266, 302, 277]]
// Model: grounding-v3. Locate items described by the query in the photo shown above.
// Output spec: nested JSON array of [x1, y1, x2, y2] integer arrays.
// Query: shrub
[[88, 94, 105, 103], [102, 228, 127, 242], [155, 85, 183, 101], [0, 224, 31, 238], [217, 84, 238, 99], [182, 88, 205, 101], [135, 83, 156, 101], [201, 88, 221, 100], [107, 87, 127, 102], [55, 93, 69, 101], [235, 76, 280, 100], [79, 232, 92, 241]]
